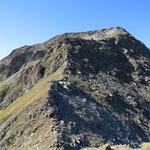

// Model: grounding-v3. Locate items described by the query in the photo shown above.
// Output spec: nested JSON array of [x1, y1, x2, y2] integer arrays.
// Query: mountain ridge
[[0, 27, 149, 150]]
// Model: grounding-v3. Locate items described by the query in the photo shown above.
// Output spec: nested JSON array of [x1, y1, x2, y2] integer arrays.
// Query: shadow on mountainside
[[48, 82, 149, 149]]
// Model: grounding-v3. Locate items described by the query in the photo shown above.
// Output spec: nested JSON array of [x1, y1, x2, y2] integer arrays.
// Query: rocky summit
[[0, 27, 149, 150]]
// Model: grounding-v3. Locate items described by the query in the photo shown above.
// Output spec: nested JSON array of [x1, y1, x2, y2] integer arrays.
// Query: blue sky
[[0, 0, 150, 59]]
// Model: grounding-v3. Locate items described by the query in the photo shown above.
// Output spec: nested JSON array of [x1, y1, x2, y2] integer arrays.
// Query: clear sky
[[0, 0, 150, 59]]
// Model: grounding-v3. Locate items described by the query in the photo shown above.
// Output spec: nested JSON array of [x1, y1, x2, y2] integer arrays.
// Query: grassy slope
[[0, 61, 67, 123]]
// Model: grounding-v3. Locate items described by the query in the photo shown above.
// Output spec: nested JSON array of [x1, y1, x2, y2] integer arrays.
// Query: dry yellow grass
[[141, 143, 150, 150]]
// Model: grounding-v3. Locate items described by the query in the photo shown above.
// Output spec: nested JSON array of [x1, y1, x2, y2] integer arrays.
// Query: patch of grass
[[0, 62, 67, 123], [141, 143, 150, 150]]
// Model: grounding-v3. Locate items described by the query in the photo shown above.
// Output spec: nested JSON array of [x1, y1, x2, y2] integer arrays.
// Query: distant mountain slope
[[0, 27, 149, 150]]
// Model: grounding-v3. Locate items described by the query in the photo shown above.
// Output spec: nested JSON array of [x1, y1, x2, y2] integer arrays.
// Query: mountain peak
[[99, 27, 130, 38], [0, 27, 150, 149], [45, 27, 132, 44]]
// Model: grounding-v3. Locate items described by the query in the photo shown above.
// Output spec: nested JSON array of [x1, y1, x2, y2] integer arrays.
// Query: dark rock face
[[48, 44, 150, 148], [0, 45, 47, 81], [46, 28, 150, 149], [0, 27, 149, 149]]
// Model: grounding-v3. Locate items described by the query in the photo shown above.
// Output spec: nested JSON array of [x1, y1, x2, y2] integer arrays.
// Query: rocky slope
[[0, 27, 149, 150]]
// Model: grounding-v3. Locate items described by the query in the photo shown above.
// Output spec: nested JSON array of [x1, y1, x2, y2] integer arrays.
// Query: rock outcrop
[[0, 27, 149, 149]]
